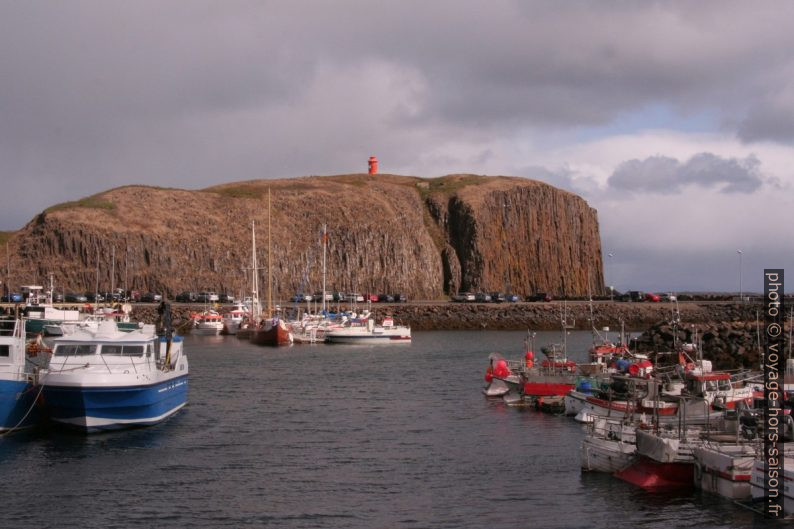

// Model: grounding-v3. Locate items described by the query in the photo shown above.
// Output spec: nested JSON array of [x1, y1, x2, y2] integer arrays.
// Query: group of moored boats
[[482, 323, 794, 516], [208, 303, 411, 346]]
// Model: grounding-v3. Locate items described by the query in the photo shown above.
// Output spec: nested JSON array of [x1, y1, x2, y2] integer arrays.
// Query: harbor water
[[0, 331, 769, 528]]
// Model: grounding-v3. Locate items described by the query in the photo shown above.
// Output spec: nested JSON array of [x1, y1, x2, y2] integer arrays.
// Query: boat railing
[[0, 318, 21, 337]]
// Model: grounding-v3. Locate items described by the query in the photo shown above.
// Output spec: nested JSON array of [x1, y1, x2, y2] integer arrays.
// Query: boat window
[[55, 344, 97, 356], [0, 345, 9, 357], [101, 345, 145, 357], [718, 379, 732, 391], [705, 380, 718, 392]]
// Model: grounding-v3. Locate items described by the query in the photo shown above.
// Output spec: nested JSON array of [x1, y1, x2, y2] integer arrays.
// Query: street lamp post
[[607, 253, 614, 301], [737, 249, 743, 303]]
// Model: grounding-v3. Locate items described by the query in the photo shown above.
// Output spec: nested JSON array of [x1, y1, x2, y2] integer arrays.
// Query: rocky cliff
[[1, 174, 603, 299]]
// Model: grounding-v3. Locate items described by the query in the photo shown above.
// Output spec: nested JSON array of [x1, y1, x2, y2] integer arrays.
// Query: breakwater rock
[[633, 317, 790, 370], [131, 301, 765, 335]]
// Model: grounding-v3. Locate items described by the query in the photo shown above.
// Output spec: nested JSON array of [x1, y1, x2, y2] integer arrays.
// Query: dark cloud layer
[[608, 153, 765, 195]]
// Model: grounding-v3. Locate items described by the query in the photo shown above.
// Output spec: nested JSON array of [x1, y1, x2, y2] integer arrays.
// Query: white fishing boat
[[324, 315, 411, 344], [0, 319, 40, 432], [38, 315, 188, 432], [580, 417, 637, 473], [693, 441, 757, 500], [221, 303, 250, 335], [192, 310, 224, 335]]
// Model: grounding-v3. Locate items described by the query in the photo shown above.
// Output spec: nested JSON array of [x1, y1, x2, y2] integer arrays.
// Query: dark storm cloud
[[607, 153, 765, 194], [1, 0, 794, 232]]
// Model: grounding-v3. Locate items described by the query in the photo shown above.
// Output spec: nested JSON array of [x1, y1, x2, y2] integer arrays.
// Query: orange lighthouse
[[368, 156, 378, 175]]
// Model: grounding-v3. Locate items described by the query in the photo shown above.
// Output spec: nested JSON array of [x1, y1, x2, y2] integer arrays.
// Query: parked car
[[52, 292, 64, 303], [618, 291, 645, 302], [527, 292, 552, 302], [645, 292, 661, 302], [140, 292, 162, 303], [660, 293, 677, 302], [85, 292, 105, 303], [176, 291, 197, 303], [505, 294, 520, 302], [64, 293, 88, 303], [364, 293, 379, 302], [291, 293, 313, 303], [313, 292, 334, 302], [490, 292, 506, 303], [345, 293, 364, 302], [332, 291, 345, 302], [474, 292, 492, 302], [1, 292, 23, 302], [126, 290, 141, 302], [452, 292, 475, 302], [378, 294, 395, 303], [393, 293, 407, 303]]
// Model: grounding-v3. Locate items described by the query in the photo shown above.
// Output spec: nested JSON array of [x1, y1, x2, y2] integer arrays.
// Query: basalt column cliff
[[3, 174, 604, 299]]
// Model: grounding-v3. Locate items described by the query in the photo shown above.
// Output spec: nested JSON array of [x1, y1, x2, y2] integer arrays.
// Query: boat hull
[[615, 456, 694, 492], [325, 335, 411, 344], [564, 390, 589, 416], [581, 435, 636, 474], [693, 445, 754, 500], [0, 379, 39, 432], [250, 323, 292, 346], [522, 380, 575, 397], [192, 324, 224, 336], [324, 327, 411, 344], [41, 375, 188, 432]]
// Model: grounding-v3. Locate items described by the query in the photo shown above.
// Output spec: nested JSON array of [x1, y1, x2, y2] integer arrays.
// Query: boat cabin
[[685, 372, 733, 397]]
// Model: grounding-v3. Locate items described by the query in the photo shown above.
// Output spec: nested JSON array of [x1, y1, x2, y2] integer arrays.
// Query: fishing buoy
[[525, 351, 534, 368], [494, 359, 510, 378]]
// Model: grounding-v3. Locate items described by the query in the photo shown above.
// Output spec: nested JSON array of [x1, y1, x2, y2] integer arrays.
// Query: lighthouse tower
[[368, 156, 378, 175]]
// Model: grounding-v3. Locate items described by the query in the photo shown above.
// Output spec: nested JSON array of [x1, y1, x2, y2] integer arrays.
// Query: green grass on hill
[[415, 174, 490, 200], [207, 185, 266, 200], [46, 193, 116, 214]]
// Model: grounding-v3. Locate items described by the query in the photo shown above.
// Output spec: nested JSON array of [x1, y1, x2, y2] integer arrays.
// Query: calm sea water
[[0, 331, 772, 528]]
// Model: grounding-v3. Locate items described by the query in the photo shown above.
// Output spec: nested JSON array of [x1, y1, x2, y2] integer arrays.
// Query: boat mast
[[95, 247, 100, 310], [322, 223, 327, 315], [267, 187, 272, 318], [251, 220, 261, 323], [111, 245, 115, 302]]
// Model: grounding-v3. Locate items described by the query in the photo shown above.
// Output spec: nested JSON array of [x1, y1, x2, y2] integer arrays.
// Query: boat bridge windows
[[54, 344, 97, 356], [101, 344, 146, 357], [0, 345, 9, 357]]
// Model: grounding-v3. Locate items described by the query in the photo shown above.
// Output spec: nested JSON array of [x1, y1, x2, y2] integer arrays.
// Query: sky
[[1, 1, 792, 293]]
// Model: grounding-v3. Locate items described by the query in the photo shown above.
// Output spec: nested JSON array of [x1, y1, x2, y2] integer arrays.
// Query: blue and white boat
[[39, 319, 188, 432], [0, 318, 39, 432]]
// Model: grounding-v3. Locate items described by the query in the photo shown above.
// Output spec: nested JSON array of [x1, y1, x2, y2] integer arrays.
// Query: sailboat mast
[[267, 188, 272, 318], [251, 220, 261, 323], [111, 246, 115, 299], [322, 224, 327, 315]]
